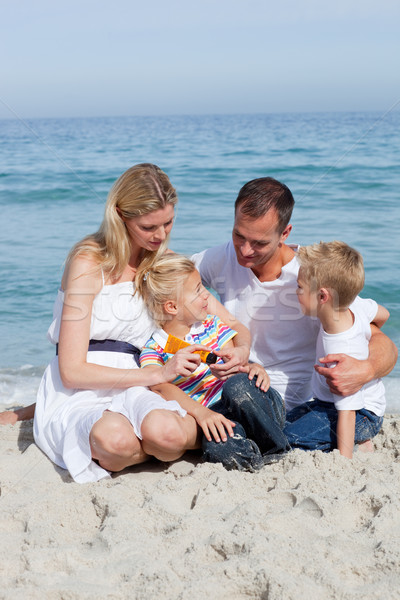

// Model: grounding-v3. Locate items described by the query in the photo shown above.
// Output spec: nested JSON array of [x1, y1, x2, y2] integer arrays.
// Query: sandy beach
[[0, 414, 399, 600]]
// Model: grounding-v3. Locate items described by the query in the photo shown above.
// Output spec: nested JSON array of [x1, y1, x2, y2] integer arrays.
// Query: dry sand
[[0, 415, 399, 600]]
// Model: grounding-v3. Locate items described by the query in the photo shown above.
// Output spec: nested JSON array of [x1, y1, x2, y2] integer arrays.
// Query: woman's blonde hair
[[136, 254, 196, 326], [298, 241, 365, 308], [66, 163, 178, 281]]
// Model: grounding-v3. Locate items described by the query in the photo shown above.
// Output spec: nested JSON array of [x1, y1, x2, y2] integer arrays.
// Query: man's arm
[[315, 326, 398, 396]]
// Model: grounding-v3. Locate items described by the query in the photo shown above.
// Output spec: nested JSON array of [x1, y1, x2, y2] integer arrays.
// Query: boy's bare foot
[[357, 439, 374, 453]]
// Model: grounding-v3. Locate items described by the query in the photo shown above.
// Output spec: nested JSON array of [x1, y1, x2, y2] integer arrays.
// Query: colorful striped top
[[139, 315, 237, 407]]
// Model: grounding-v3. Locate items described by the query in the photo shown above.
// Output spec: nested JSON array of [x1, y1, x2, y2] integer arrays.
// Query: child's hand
[[193, 404, 236, 443], [239, 363, 270, 392], [161, 345, 204, 381]]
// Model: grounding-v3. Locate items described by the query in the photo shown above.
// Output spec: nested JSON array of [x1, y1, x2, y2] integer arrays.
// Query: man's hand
[[239, 363, 270, 392], [314, 354, 374, 396], [316, 325, 398, 397], [210, 345, 250, 380]]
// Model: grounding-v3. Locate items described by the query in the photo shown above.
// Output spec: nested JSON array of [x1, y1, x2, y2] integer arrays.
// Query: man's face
[[232, 207, 291, 274]]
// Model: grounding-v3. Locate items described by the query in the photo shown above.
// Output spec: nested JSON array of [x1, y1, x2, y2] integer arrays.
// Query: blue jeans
[[202, 373, 290, 471], [283, 399, 383, 452]]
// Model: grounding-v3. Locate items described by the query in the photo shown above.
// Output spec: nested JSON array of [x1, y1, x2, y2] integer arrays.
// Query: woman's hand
[[210, 345, 250, 380], [191, 404, 236, 442], [239, 363, 270, 392], [159, 344, 204, 382]]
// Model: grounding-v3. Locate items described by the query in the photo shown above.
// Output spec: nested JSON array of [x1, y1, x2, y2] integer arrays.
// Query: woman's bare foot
[[0, 403, 36, 425], [357, 439, 374, 453], [0, 410, 19, 425]]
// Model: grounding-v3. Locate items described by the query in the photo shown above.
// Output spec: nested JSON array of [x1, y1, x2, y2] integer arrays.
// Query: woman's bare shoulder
[[61, 252, 103, 293]]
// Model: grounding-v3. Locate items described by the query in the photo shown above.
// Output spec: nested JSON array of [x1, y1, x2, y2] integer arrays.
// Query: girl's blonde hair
[[298, 241, 364, 308], [66, 163, 178, 281], [136, 254, 196, 326]]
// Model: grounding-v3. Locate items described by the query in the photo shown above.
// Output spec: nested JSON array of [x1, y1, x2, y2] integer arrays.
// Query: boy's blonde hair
[[298, 241, 364, 308], [136, 253, 197, 326]]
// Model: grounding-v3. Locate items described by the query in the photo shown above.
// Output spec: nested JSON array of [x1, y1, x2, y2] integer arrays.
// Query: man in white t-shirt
[[192, 177, 397, 413]]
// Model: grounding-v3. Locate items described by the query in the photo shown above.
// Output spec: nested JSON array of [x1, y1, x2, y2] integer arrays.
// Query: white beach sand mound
[[0, 416, 399, 600]]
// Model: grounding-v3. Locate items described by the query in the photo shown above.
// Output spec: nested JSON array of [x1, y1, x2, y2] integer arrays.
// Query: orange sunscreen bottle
[[164, 334, 218, 364]]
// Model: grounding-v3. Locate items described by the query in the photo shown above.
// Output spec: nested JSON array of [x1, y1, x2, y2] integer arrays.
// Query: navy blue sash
[[56, 339, 140, 367]]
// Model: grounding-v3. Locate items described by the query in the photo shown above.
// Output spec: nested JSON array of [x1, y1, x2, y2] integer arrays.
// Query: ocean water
[[0, 112, 399, 411]]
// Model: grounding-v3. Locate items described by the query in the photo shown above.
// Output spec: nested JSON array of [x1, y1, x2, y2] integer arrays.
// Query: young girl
[[137, 254, 290, 471]]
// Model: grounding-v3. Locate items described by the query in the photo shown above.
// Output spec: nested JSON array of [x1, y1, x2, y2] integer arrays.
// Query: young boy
[[284, 241, 388, 458]]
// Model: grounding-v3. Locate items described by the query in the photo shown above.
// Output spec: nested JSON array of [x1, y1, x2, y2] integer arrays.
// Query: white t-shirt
[[192, 241, 320, 410], [312, 297, 386, 416]]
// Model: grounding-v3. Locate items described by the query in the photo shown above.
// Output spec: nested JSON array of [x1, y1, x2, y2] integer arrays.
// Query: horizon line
[[1, 107, 399, 123]]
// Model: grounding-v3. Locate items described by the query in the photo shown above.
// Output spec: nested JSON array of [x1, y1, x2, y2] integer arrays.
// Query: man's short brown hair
[[235, 177, 294, 233]]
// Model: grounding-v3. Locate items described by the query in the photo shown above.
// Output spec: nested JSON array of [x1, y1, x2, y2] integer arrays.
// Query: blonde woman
[[9, 164, 251, 483]]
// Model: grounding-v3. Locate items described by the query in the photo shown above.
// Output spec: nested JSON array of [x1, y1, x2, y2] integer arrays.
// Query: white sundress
[[33, 281, 186, 483]]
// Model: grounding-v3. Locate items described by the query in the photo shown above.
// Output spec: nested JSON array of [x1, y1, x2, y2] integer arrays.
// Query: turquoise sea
[[0, 112, 399, 411]]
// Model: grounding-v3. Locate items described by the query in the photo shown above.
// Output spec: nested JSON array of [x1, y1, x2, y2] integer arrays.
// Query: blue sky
[[1, 0, 399, 119]]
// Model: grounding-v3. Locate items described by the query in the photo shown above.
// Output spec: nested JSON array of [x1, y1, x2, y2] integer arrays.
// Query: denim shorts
[[283, 399, 383, 452]]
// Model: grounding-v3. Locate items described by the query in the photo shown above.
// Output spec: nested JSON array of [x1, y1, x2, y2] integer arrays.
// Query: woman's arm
[[58, 255, 201, 390]]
